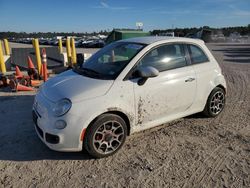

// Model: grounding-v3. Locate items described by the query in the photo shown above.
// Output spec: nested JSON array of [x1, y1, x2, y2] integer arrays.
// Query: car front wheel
[[84, 114, 127, 158]]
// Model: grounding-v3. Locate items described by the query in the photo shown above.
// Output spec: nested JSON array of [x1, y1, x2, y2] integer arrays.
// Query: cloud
[[92, 1, 131, 10], [100, 1, 109, 8], [228, 4, 250, 17], [233, 10, 250, 16], [155, 10, 193, 15]]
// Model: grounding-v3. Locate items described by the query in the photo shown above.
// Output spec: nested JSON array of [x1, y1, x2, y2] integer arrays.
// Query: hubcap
[[210, 91, 225, 115], [93, 121, 125, 154]]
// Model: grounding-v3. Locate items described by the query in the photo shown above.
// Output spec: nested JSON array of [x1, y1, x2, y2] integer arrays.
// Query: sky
[[0, 0, 249, 32]]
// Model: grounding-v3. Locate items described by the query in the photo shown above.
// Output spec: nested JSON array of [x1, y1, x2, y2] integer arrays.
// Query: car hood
[[41, 70, 114, 103]]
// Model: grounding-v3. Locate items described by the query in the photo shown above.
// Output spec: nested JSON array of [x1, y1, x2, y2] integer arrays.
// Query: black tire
[[84, 114, 127, 158], [202, 87, 226, 117]]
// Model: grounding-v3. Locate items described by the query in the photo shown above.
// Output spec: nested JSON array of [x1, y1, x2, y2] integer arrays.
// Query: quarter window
[[137, 44, 187, 72], [188, 44, 209, 64]]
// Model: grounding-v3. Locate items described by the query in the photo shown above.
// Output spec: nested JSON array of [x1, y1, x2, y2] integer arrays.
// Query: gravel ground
[[0, 43, 249, 188]]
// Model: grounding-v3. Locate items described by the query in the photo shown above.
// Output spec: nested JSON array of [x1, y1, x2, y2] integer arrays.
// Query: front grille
[[45, 133, 60, 144]]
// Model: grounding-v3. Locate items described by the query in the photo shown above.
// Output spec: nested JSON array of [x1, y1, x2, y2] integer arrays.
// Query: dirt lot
[[0, 43, 249, 188]]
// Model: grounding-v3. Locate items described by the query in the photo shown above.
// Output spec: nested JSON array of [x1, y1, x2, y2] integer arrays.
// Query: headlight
[[52, 98, 72, 117]]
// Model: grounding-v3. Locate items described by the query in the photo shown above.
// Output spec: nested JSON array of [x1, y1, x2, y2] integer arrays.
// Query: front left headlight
[[52, 98, 72, 117]]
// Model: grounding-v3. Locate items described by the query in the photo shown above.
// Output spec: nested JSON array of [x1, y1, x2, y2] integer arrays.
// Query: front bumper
[[33, 110, 60, 144], [32, 92, 83, 152]]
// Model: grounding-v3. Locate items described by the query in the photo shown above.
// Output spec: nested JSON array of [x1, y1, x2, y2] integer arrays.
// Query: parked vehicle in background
[[85, 39, 105, 48], [51, 39, 59, 46], [80, 39, 95, 47], [74, 38, 84, 47], [33, 37, 227, 158], [98, 34, 107, 40], [78, 38, 105, 48], [18, 38, 33, 44], [39, 38, 53, 45]]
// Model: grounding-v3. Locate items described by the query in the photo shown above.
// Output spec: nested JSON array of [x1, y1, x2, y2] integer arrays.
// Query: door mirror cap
[[137, 66, 159, 78]]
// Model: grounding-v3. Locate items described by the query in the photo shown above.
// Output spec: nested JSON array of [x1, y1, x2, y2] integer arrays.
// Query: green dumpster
[[106, 30, 150, 44]]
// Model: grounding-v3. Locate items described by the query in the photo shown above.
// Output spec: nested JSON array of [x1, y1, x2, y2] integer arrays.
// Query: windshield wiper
[[73, 67, 102, 78], [80, 67, 101, 76], [73, 67, 114, 80]]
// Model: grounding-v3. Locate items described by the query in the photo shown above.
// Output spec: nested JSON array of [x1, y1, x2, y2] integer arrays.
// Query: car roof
[[121, 36, 204, 45]]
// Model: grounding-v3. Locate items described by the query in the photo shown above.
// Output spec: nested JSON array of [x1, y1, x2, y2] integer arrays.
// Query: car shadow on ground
[[212, 45, 250, 63], [0, 95, 92, 161], [184, 112, 208, 119]]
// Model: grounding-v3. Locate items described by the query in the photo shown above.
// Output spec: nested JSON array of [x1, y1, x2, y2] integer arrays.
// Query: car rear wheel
[[203, 87, 226, 117], [84, 114, 127, 158]]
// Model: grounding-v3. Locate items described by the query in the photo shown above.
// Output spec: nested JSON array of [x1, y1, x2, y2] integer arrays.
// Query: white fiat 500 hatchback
[[33, 37, 226, 158]]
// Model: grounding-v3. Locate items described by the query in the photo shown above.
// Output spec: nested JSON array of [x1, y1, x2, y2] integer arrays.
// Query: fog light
[[55, 120, 67, 129]]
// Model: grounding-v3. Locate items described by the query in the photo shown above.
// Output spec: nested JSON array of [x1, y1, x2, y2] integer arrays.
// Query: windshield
[[77, 42, 145, 80]]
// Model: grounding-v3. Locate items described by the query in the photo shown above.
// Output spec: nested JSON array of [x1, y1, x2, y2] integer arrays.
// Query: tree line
[[151, 25, 250, 37], [0, 25, 250, 39]]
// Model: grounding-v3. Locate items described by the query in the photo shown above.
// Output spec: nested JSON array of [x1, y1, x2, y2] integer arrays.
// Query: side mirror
[[137, 66, 159, 78], [136, 66, 159, 86]]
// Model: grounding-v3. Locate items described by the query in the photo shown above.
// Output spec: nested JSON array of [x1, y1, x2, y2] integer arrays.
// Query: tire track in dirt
[[222, 64, 249, 132], [142, 138, 176, 186], [182, 145, 230, 188], [182, 115, 250, 188], [182, 45, 250, 188]]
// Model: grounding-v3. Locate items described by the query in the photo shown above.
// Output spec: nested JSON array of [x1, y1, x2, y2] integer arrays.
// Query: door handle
[[185, 78, 195, 82]]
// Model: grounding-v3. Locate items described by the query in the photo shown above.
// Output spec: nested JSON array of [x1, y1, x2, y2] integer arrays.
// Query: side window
[[188, 44, 209, 64], [137, 44, 187, 72]]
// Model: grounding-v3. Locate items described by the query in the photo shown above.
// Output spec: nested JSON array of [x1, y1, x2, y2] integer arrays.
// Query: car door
[[132, 43, 197, 126], [186, 44, 214, 103]]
